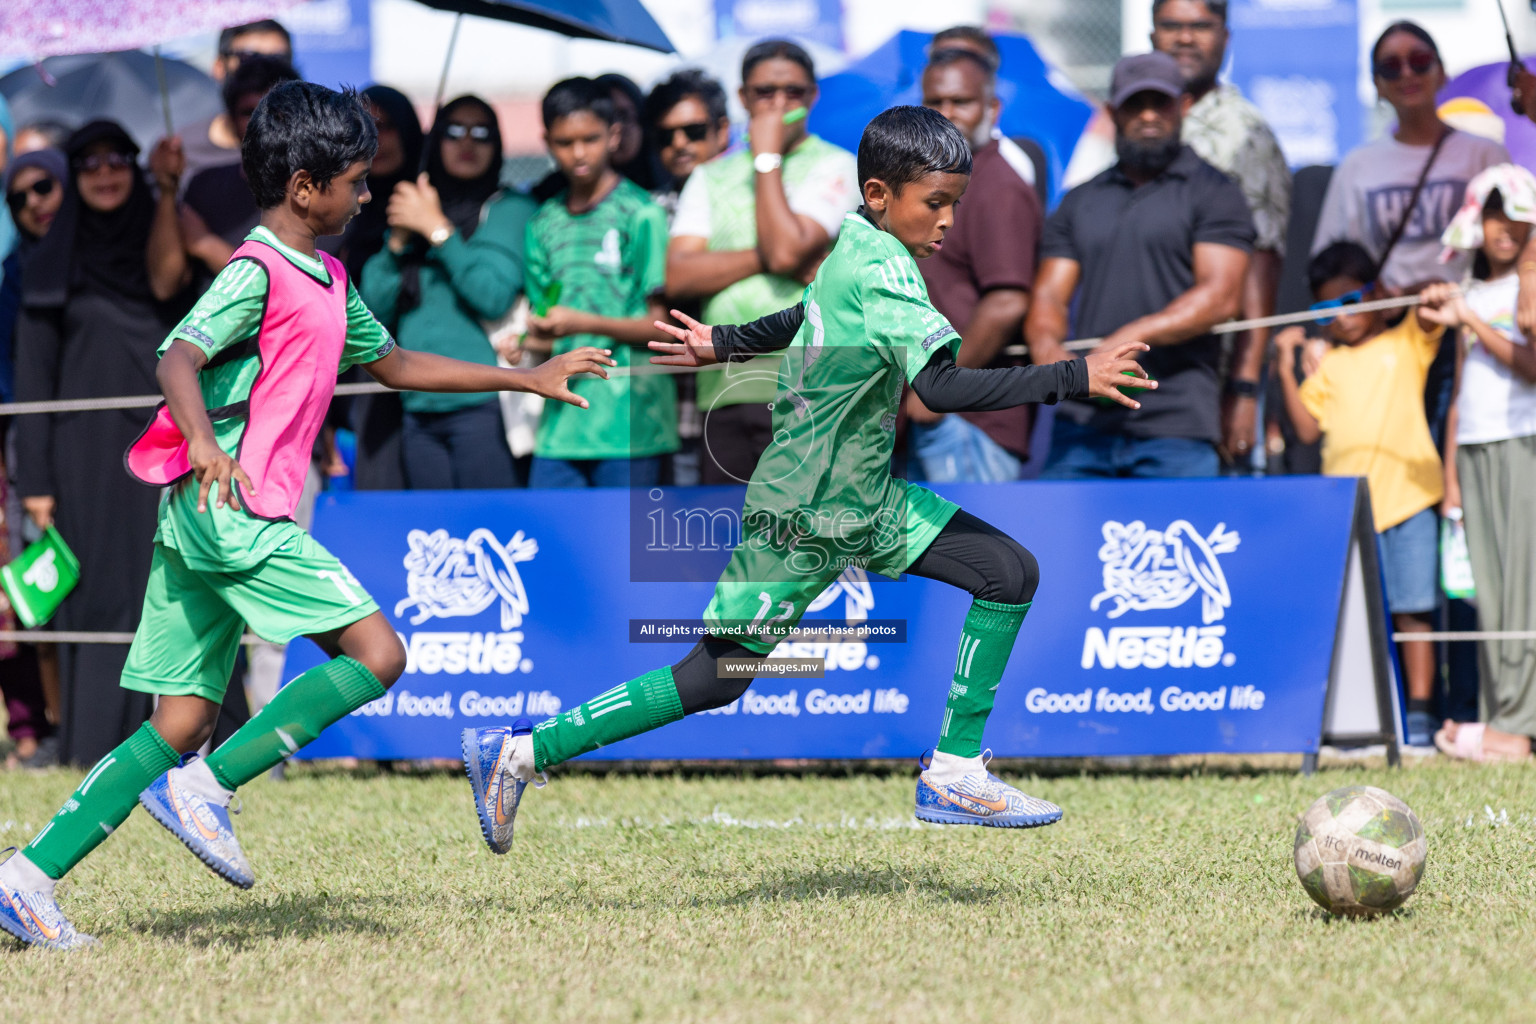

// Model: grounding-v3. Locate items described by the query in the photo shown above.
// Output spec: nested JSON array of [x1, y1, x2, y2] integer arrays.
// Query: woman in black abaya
[[13, 120, 192, 765]]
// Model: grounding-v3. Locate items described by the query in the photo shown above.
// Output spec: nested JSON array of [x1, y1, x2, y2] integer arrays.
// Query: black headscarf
[[2, 147, 69, 253], [22, 121, 155, 309], [425, 94, 504, 240], [399, 95, 503, 310], [337, 84, 426, 283]]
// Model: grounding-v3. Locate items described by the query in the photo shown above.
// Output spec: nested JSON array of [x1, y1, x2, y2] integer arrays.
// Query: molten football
[[1293, 785, 1426, 916]]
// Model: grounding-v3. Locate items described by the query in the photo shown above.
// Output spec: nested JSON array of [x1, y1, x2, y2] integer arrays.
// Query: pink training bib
[[127, 240, 350, 520]]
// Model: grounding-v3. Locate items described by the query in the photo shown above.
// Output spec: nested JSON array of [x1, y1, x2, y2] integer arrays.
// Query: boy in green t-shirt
[[0, 83, 614, 950], [524, 77, 676, 488], [463, 107, 1152, 851]]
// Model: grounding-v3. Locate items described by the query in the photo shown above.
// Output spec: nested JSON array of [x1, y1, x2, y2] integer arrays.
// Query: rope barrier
[[1392, 630, 1536, 643], [0, 295, 1430, 408], [0, 628, 1526, 646]]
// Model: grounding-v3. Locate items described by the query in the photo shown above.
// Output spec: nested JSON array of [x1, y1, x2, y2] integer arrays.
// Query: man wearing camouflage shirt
[[1152, 0, 1290, 467]]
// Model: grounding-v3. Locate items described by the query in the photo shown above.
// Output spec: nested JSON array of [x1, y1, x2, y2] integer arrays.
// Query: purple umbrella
[[1441, 61, 1536, 170], [0, 0, 306, 60]]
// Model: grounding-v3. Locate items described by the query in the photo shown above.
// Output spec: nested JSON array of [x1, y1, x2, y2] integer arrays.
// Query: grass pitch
[[3, 758, 1535, 1023]]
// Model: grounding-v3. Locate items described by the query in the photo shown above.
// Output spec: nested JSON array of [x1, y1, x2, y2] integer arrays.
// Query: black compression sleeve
[[909, 350, 1090, 412], [710, 304, 806, 362]]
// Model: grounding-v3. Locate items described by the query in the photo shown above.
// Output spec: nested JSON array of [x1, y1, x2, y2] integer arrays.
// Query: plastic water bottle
[[1440, 508, 1476, 601]]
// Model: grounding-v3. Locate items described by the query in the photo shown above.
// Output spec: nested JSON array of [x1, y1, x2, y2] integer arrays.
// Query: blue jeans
[[908, 415, 1021, 483], [402, 400, 522, 489], [529, 455, 662, 488], [1041, 418, 1219, 479]]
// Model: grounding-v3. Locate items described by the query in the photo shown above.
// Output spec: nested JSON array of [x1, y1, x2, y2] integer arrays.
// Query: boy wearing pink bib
[[0, 82, 615, 950]]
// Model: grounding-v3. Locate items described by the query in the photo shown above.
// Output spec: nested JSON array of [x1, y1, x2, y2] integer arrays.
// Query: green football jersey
[[743, 211, 961, 568], [155, 227, 396, 572], [525, 178, 677, 460]]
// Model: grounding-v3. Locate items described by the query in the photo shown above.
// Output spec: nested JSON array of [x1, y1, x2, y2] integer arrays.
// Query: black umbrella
[[0, 50, 222, 153]]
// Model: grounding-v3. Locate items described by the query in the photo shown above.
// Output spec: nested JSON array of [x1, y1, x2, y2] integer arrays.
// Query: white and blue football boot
[[0, 849, 96, 950], [139, 756, 255, 889], [914, 750, 1063, 828], [462, 718, 540, 855]]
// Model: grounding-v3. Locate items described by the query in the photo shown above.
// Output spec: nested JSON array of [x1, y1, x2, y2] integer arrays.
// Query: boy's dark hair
[[926, 46, 997, 85], [218, 19, 292, 55], [222, 54, 300, 119], [741, 39, 816, 83], [931, 26, 999, 70], [1307, 241, 1378, 295], [857, 105, 972, 194], [643, 69, 728, 132], [541, 77, 616, 130], [243, 81, 377, 209], [1150, 0, 1228, 24]]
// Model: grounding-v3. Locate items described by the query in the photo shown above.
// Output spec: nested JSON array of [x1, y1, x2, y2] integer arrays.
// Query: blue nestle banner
[[285, 478, 1362, 760]]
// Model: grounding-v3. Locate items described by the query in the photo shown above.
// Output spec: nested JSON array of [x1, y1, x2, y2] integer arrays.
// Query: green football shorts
[[121, 530, 380, 703], [703, 486, 958, 654]]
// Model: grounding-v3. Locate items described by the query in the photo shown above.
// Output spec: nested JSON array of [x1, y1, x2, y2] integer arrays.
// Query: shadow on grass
[[719, 865, 1010, 906], [131, 891, 399, 949]]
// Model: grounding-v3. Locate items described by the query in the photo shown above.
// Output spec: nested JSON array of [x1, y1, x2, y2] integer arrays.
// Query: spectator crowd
[[2, 4, 1536, 767]]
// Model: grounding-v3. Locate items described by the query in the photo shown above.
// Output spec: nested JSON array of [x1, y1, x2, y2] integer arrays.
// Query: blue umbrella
[[413, 0, 674, 52], [808, 30, 1093, 207]]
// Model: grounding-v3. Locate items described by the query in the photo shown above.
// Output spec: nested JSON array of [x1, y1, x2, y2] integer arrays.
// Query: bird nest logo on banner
[[1084, 520, 1241, 672], [394, 528, 539, 678]]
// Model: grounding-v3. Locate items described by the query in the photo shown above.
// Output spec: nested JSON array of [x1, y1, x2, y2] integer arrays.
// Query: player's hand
[[1273, 325, 1306, 355], [1084, 340, 1155, 410], [528, 305, 586, 339], [187, 437, 255, 513], [528, 346, 616, 408], [649, 309, 718, 366], [22, 496, 54, 530]]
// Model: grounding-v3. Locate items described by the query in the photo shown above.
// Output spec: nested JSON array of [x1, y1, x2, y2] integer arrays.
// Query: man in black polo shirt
[[1026, 51, 1254, 478]]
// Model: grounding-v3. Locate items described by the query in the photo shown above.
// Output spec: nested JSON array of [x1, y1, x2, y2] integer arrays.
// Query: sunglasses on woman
[[444, 123, 493, 144], [661, 122, 711, 144], [1309, 287, 1373, 326], [74, 151, 133, 173], [747, 83, 809, 102], [1374, 50, 1436, 81], [5, 177, 55, 214]]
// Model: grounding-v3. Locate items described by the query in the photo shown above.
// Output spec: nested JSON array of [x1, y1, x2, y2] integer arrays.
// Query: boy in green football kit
[[524, 76, 677, 488], [462, 106, 1154, 851], [0, 82, 615, 950]]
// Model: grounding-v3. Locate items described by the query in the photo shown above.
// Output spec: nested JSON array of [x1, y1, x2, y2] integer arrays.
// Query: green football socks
[[25, 721, 179, 880], [532, 667, 684, 772], [204, 655, 385, 790], [936, 599, 1031, 759]]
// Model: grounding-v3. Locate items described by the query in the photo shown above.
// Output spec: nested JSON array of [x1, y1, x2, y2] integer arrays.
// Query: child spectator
[[360, 95, 533, 489], [525, 78, 676, 488], [1435, 165, 1536, 761], [1274, 243, 1456, 747]]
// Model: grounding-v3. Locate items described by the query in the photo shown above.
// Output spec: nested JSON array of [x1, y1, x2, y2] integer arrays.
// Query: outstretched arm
[[910, 340, 1155, 412], [364, 345, 616, 408], [647, 305, 806, 367]]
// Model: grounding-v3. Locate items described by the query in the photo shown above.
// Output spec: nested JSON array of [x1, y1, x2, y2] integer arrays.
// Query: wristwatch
[[1225, 378, 1260, 398], [428, 223, 453, 247], [753, 152, 783, 174]]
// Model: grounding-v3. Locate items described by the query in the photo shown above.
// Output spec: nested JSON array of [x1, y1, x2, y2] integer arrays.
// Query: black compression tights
[[669, 510, 1039, 715]]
